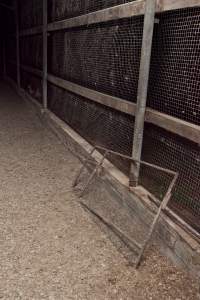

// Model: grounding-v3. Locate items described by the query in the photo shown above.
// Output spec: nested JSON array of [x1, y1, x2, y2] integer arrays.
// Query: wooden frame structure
[[12, 0, 200, 187]]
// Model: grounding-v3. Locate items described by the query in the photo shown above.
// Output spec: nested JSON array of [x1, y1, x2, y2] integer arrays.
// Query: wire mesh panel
[[20, 35, 43, 70], [48, 0, 135, 22], [141, 124, 200, 232], [48, 83, 134, 173], [149, 8, 200, 125], [21, 70, 42, 103], [18, 0, 43, 30], [48, 16, 143, 102]]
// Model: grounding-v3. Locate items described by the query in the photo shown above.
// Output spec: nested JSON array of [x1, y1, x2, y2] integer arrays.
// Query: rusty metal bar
[[135, 172, 179, 268]]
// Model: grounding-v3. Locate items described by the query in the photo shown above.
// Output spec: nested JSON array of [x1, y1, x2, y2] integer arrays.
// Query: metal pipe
[[130, 0, 157, 187]]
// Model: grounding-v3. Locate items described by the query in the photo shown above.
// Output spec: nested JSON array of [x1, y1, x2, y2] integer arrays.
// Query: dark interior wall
[[4, 1, 200, 232]]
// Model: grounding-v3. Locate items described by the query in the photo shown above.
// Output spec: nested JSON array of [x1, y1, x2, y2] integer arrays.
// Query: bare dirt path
[[0, 82, 199, 299]]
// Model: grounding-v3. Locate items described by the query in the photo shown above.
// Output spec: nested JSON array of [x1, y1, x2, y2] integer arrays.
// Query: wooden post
[[129, 0, 157, 187], [42, 0, 48, 109], [16, 0, 20, 88], [3, 38, 6, 78]]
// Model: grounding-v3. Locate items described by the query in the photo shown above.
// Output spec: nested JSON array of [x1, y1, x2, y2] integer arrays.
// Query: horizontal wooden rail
[[0, 2, 14, 10], [47, 73, 200, 144], [47, 0, 200, 32], [19, 26, 43, 37], [20, 64, 43, 77], [19, 0, 200, 36], [15, 66, 200, 143]]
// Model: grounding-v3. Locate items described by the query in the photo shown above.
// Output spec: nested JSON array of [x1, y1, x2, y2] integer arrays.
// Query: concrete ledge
[[10, 84, 200, 280]]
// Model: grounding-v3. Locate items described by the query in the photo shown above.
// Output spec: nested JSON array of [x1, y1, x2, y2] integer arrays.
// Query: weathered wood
[[146, 109, 200, 145], [157, 0, 200, 12], [130, 0, 157, 187], [47, 1, 145, 31], [47, 74, 136, 115], [43, 0, 48, 109], [19, 26, 43, 37], [20, 64, 43, 77], [0, 2, 14, 10], [47, 0, 200, 32], [47, 73, 200, 144]]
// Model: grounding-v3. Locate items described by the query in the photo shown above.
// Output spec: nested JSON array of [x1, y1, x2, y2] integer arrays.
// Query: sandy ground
[[0, 81, 199, 299]]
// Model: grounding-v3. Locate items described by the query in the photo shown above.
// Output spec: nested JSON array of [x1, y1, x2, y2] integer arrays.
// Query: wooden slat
[[19, 26, 43, 37], [0, 2, 14, 10], [47, 74, 136, 115], [47, 0, 200, 32], [47, 1, 145, 31], [157, 0, 200, 12], [47, 73, 200, 144], [20, 64, 43, 77]]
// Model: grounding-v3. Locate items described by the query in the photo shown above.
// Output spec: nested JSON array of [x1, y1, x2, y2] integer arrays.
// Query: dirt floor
[[0, 81, 199, 299]]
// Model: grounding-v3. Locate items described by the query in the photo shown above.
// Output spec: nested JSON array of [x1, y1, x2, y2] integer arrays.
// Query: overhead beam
[[47, 73, 200, 145], [18, 0, 200, 35], [47, 0, 200, 32], [0, 2, 14, 10]]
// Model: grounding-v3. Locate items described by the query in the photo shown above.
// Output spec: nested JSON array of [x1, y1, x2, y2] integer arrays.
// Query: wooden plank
[[47, 1, 145, 31], [157, 0, 200, 12], [130, 0, 157, 187], [19, 26, 43, 37], [43, 0, 48, 109], [47, 73, 200, 144], [47, 0, 200, 32], [20, 64, 43, 77], [47, 74, 136, 115], [146, 109, 200, 144], [0, 2, 14, 10]]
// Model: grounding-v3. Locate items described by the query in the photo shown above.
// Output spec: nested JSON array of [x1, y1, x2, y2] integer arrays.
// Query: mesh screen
[[149, 8, 200, 125], [19, 0, 43, 30], [48, 83, 134, 173], [48, 0, 134, 22], [20, 35, 43, 70], [48, 83, 200, 232], [141, 124, 200, 232], [21, 69, 42, 103], [48, 16, 143, 102]]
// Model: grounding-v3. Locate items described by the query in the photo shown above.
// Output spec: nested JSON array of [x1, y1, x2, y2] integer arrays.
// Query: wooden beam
[[157, 0, 200, 12], [19, 26, 43, 37], [20, 64, 43, 77], [47, 1, 145, 32], [42, 0, 48, 109], [130, 0, 157, 187], [47, 0, 200, 32], [47, 73, 200, 145], [0, 2, 14, 10], [47, 74, 136, 115]]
